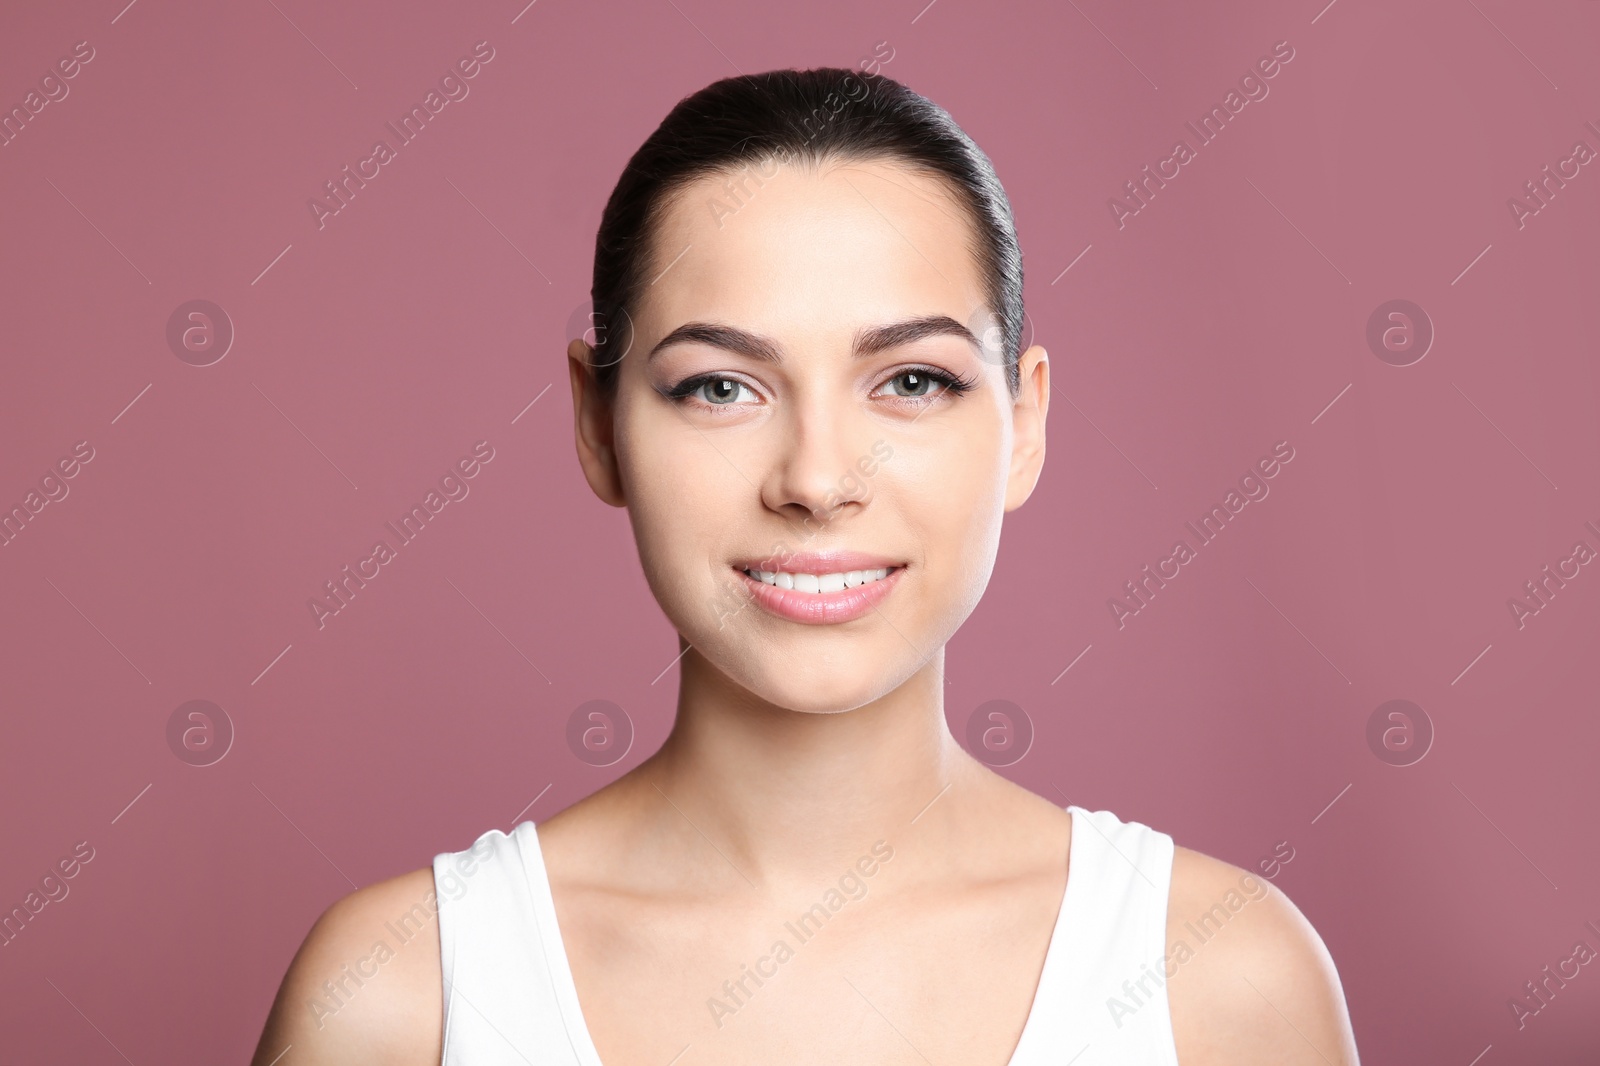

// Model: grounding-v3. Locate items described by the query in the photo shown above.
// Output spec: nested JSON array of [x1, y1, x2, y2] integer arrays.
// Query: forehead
[[635, 157, 985, 345]]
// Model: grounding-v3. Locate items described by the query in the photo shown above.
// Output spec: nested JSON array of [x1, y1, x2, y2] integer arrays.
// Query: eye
[[666, 374, 761, 408], [875, 366, 977, 403]]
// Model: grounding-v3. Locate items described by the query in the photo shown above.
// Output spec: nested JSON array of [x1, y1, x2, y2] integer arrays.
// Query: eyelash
[[664, 365, 979, 412]]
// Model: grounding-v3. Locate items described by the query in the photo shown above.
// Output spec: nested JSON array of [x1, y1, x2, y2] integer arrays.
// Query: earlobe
[[568, 339, 627, 508]]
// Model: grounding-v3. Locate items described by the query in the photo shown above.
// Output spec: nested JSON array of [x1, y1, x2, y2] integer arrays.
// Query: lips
[[730, 559, 906, 625]]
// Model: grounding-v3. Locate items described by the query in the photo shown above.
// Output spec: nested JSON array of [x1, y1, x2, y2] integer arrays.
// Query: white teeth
[[745, 567, 892, 592]]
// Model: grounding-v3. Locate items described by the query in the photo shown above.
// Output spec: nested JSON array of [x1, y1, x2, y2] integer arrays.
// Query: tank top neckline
[[512, 803, 1089, 1066]]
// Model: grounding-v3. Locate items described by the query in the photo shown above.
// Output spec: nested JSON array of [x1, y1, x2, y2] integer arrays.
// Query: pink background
[[2, 0, 1598, 1061]]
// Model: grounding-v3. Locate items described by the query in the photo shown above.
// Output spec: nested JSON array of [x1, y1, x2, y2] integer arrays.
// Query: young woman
[[253, 67, 1360, 1065]]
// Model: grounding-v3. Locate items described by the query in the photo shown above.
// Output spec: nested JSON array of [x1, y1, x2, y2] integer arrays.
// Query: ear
[[569, 337, 627, 508], [1004, 344, 1049, 513]]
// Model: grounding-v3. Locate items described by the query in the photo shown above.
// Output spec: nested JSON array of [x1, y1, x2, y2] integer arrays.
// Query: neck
[[637, 641, 970, 892]]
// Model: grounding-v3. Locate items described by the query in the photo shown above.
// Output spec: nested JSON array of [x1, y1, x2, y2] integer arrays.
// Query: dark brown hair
[[585, 66, 1024, 399]]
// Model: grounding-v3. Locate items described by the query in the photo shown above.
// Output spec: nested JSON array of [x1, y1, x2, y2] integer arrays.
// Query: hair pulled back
[[586, 66, 1024, 399]]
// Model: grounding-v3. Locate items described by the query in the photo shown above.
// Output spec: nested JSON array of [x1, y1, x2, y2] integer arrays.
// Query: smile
[[731, 564, 905, 625], [740, 567, 895, 592]]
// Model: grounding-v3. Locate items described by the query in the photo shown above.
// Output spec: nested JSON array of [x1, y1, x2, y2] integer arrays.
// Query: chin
[[743, 676, 893, 716], [687, 631, 895, 714]]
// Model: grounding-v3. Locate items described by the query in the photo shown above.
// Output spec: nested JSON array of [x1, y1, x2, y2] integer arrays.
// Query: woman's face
[[570, 156, 1049, 715]]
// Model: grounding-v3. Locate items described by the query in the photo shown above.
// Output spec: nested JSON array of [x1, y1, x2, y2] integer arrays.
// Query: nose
[[759, 398, 873, 528]]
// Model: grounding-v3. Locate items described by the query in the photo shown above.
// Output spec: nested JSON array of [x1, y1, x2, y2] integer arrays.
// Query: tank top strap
[[1009, 805, 1180, 1066], [433, 821, 595, 1065]]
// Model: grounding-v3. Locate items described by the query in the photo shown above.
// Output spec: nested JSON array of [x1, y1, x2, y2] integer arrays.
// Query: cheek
[[617, 419, 742, 605], [891, 428, 1008, 578], [949, 488, 1006, 606]]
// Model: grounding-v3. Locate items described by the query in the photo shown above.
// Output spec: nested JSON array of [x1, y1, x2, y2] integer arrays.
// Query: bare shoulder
[[1163, 845, 1360, 1065], [251, 866, 442, 1066]]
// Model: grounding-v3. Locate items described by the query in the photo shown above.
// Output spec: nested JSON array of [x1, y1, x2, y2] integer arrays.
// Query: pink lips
[[732, 557, 906, 625]]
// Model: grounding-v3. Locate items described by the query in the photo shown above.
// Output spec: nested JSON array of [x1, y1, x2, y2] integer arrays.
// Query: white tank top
[[432, 804, 1180, 1064]]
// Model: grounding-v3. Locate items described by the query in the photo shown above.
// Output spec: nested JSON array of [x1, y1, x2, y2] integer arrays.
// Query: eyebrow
[[645, 314, 982, 364]]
